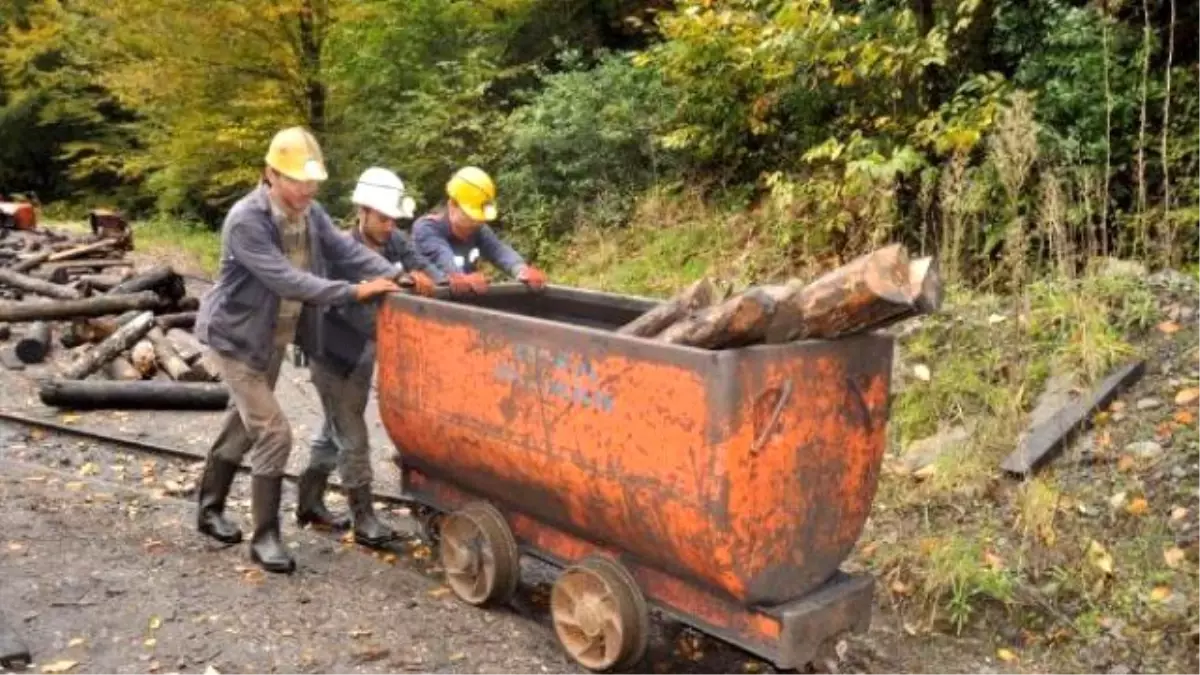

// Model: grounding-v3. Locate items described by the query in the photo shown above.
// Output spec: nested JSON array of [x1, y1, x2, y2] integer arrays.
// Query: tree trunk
[[130, 339, 157, 378], [0, 267, 82, 300], [617, 278, 718, 337], [155, 312, 197, 330], [74, 273, 124, 293], [10, 250, 53, 273], [60, 311, 156, 380], [764, 244, 917, 342], [14, 322, 51, 364], [46, 238, 117, 263], [37, 380, 230, 411], [0, 291, 161, 323], [656, 285, 783, 348], [147, 327, 202, 381], [166, 328, 203, 364], [107, 265, 185, 302], [105, 355, 142, 381], [299, 0, 328, 134]]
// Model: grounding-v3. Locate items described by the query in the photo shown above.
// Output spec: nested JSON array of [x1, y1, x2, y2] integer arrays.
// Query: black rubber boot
[[349, 486, 396, 548], [196, 457, 243, 544], [249, 475, 296, 574], [295, 467, 351, 530]]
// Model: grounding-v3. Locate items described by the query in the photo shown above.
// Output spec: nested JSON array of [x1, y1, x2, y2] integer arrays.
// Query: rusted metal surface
[[377, 284, 892, 606]]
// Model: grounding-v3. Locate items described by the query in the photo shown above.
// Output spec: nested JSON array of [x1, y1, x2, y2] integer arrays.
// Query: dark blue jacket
[[412, 211, 526, 277]]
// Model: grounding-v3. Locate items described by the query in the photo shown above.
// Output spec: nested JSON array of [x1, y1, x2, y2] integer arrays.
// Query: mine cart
[[376, 284, 891, 672]]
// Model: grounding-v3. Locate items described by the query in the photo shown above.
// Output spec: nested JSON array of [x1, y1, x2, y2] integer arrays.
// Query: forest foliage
[[0, 0, 1195, 281]]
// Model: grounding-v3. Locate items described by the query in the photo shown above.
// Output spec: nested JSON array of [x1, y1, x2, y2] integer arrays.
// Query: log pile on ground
[[0, 223, 226, 411], [618, 243, 943, 348]]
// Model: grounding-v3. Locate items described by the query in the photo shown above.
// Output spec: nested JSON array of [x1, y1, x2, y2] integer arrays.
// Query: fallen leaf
[[1109, 400, 1127, 412], [1175, 410, 1196, 425], [1109, 492, 1128, 509], [449, 652, 466, 662], [1088, 540, 1114, 575], [59, 414, 80, 424], [1157, 320, 1181, 334], [427, 587, 452, 599], [1164, 547, 1185, 569], [1150, 586, 1172, 602], [149, 615, 162, 631], [1117, 455, 1136, 472], [996, 648, 1017, 662], [1170, 507, 1188, 522], [143, 638, 156, 648], [913, 364, 931, 381], [1175, 388, 1200, 406], [7, 542, 24, 552], [381, 553, 398, 565], [79, 462, 99, 476], [40, 660, 79, 674], [67, 638, 85, 648], [984, 551, 1006, 571], [890, 579, 912, 596], [30, 428, 45, 441], [65, 481, 85, 491], [1126, 498, 1149, 516]]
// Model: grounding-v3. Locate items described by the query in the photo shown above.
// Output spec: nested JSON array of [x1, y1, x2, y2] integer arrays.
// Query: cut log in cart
[[373, 243, 942, 673]]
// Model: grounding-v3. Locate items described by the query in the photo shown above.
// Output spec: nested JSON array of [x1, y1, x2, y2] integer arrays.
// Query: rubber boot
[[349, 486, 395, 548], [295, 468, 351, 530], [196, 457, 243, 544], [249, 475, 296, 574]]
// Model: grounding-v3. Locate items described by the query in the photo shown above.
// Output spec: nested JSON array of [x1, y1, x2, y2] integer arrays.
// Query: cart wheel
[[550, 555, 649, 673], [437, 501, 520, 606]]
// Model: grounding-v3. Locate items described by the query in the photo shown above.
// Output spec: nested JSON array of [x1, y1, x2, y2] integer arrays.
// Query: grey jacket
[[195, 185, 397, 372], [412, 211, 527, 277], [313, 227, 445, 377]]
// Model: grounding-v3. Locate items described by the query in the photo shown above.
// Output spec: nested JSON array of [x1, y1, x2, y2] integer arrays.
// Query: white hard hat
[[351, 167, 415, 219]]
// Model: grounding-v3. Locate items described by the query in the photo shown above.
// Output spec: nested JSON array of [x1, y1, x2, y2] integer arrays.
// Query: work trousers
[[306, 357, 375, 490], [206, 348, 291, 477]]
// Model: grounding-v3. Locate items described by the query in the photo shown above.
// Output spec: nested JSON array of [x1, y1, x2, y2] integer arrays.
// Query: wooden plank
[[1000, 360, 1146, 476]]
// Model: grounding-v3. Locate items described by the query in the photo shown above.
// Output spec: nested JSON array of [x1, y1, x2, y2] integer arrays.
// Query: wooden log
[[46, 238, 116, 262], [656, 286, 782, 349], [0, 291, 161, 323], [32, 259, 133, 283], [105, 355, 142, 381], [764, 243, 917, 343], [147, 327, 201, 381], [617, 278, 718, 337], [108, 265, 185, 302], [60, 311, 155, 380], [130, 339, 157, 378], [155, 312, 197, 330], [37, 380, 230, 411], [1000, 360, 1146, 476], [175, 296, 200, 312], [74, 273, 124, 293], [9, 249, 53, 272], [14, 322, 51, 364], [0, 266, 82, 300], [166, 328, 203, 364]]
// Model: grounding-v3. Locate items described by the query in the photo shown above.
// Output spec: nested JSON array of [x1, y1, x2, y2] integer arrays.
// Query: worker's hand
[[448, 273, 474, 295], [518, 266, 547, 290], [408, 270, 436, 297], [354, 277, 401, 301], [464, 272, 489, 294]]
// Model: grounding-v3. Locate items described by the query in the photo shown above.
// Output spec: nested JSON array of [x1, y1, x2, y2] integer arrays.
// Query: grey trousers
[[206, 348, 291, 477], [306, 358, 375, 490]]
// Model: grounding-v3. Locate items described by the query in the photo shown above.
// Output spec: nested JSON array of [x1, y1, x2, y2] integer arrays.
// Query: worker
[[412, 166, 548, 294], [194, 127, 405, 575], [296, 167, 445, 548]]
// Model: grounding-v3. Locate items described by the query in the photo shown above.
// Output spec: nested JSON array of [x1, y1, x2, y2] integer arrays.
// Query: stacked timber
[[0, 222, 228, 411], [617, 244, 943, 348]]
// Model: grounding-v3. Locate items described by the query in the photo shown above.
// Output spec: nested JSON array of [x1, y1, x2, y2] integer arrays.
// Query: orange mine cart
[[376, 284, 892, 672]]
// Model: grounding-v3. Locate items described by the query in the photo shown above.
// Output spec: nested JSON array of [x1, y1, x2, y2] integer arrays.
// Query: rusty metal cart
[[376, 284, 891, 672]]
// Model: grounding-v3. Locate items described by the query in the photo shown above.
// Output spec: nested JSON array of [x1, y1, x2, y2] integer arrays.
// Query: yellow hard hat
[[446, 166, 497, 221], [264, 126, 328, 182]]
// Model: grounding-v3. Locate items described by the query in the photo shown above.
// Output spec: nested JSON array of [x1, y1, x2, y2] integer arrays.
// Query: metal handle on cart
[[750, 378, 793, 456]]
